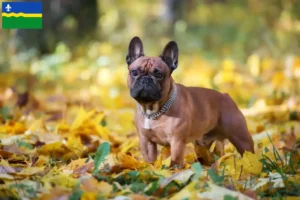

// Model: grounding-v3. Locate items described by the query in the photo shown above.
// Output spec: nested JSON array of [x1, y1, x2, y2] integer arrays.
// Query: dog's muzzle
[[130, 76, 161, 102]]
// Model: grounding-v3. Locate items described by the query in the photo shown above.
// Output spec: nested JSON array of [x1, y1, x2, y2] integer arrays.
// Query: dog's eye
[[131, 70, 138, 77], [154, 73, 163, 79]]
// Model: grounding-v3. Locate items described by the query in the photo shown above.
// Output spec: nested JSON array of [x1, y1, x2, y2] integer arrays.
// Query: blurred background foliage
[[0, 0, 300, 119], [0, 2, 300, 198]]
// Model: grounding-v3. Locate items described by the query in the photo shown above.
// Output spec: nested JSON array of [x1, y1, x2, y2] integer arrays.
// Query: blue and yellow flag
[[2, 2, 42, 29]]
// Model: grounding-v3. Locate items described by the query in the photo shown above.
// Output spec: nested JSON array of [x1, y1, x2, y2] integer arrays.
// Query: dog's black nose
[[141, 77, 152, 84]]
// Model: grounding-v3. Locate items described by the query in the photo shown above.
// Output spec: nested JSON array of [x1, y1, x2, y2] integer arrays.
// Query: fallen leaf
[[41, 168, 78, 190], [169, 181, 199, 200], [118, 153, 145, 170], [0, 159, 16, 173], [154, 154, 162, 169], [198, 183, 255, 200], [160, 169, 194, 187], [81, 178, 113, 195], [71, 107, 95, 131], [81, 192, 98, 200], [16, 166, 45, 176], [241, 151, 262, 175]]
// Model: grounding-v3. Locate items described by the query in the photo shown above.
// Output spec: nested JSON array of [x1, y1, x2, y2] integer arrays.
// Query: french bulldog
[[126, 36, 254, 167]]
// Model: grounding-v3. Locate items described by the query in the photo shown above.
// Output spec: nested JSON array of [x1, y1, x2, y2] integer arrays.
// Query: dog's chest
[[140, 118, 170, 145]]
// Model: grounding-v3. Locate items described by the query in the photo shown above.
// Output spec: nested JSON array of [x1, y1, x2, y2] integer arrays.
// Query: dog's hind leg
[[220, 94, 254, 155]]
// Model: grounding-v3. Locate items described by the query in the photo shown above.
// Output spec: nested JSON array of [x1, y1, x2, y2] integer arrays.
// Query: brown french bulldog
[[126, 36, 254, 167]]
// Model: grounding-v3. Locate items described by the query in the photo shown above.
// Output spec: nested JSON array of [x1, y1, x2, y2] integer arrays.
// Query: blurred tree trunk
[[164, 0, 199, 35], [163, 0, 227, 35], [0, 31, 11, 72], [204, 0, 227, 3], [247, 0, 283, 28], [15, 0, 99, 55], [163, 0, 227, 32], [163, 0, 184, 35]]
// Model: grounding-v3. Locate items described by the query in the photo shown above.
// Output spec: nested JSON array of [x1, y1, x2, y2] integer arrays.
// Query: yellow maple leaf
[[61, 158, 88, 171], [71, 107, 95, 131], [162, 156, 171, 167], [184, 153, 197, 164], [81, 192, 98, 200], [81, 178, 113, 195], [37, 142, 69, 158], [221, 154, 243, 180], [161, 146, 171, 159], [0, 125, 6, 133], [119, 137, 138, 153], [241, 151, 263, 175], [118, 153, 143, 169], [92, 112, 110, 140], [3, 122, 27, 134], [27, 119, 48, 134], [170, 181, 199, 200], [12, 122, 27, 134], [95, 125, 110, 140], [271, 71, 285, 88], [56, 122, 70, 134], [32, 156, 49, 167], [17, 166, 45, 176], [154, 154, 162, 169], [66, 136, 84, 157], [153, 169, 172, 178], [41, 168, 78, 190]]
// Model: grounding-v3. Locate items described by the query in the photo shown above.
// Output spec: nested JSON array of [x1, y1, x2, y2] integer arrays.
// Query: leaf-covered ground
[[0, 42, 300, 200]]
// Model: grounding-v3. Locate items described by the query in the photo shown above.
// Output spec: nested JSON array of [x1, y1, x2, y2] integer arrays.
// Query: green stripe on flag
[[2, 17, 42, 29]]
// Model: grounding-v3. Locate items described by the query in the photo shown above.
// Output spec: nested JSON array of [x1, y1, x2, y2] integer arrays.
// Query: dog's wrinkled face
[[128, 56, 168, 103], [126, 37, 179, 104]]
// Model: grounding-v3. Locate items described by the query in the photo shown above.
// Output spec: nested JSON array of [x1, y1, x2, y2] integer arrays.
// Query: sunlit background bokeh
[[0, 0, 300, 135]]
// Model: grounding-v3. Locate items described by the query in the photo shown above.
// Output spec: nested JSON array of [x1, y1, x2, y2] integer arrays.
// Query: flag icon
[[2, 2, 42, 29]]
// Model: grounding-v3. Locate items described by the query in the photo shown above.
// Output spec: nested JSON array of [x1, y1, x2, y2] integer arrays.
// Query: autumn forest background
[[0, 0, 300, 199]]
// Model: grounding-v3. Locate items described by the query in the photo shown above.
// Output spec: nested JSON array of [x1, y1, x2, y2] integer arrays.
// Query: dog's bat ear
[[126, 36, 144, 66], [160, 41, 178, 72]]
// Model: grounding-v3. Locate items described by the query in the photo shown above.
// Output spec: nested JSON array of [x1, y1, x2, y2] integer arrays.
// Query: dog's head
[[126, 37, 179, 104]]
